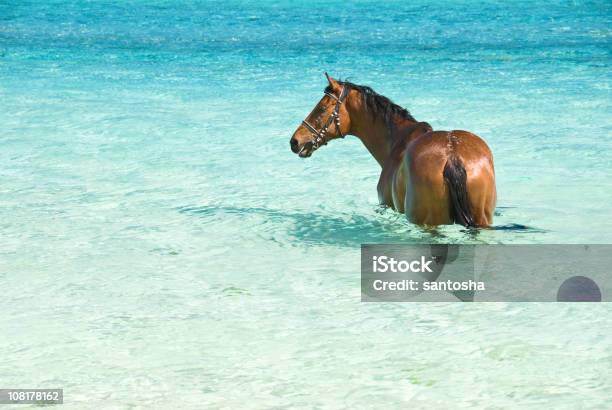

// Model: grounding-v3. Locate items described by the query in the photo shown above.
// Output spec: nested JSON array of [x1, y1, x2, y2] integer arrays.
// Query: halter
[[300, 86, 348, 152]]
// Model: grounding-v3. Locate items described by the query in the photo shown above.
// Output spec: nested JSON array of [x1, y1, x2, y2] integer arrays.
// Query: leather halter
[[300, 86, 348, 153]]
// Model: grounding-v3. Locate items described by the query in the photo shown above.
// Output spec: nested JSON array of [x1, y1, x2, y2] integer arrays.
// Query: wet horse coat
[[290, 74, 496, 227]]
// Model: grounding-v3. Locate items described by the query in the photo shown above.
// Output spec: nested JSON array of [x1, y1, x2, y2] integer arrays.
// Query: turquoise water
[[1, 0, 611, 408]]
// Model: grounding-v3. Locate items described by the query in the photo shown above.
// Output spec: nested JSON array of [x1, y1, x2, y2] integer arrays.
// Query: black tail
[[443, 156, 476, 227]]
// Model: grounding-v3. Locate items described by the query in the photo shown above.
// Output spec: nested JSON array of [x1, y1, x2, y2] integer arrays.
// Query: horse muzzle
[[297, 141, 314, 158], [290, 137, 314, 157]]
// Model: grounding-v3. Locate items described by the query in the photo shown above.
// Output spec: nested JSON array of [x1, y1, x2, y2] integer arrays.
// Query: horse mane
[[325, 80, 416, 126]]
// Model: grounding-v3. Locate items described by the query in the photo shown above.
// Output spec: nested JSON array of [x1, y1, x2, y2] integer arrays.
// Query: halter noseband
[[301, 86, 348, 152]]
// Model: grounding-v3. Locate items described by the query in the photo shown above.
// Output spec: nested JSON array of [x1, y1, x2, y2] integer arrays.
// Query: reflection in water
[[179, 204, 546, 248]]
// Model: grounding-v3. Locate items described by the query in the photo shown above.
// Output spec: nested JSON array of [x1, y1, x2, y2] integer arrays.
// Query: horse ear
[[325, 72, 339, 89]]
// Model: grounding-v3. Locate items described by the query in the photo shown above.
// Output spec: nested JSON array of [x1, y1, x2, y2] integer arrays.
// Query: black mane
[[326, 80, 416, 125]]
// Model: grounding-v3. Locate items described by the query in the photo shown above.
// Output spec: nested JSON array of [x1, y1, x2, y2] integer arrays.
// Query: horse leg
[[377, 176, 394, 209], [391, 164, 407, 213], [467, 170, 496, 226]]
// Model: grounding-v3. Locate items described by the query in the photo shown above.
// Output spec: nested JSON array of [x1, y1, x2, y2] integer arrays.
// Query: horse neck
[[346, 93, 418, 166]]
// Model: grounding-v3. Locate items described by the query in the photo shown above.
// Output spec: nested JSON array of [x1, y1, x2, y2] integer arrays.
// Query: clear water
[[1, 0, 611, 408]]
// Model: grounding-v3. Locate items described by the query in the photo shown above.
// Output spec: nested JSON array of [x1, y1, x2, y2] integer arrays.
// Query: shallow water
[[1, 1, 611, 408]]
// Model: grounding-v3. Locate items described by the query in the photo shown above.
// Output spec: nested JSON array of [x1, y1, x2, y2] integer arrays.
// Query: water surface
[[1, 1, 611, 408]]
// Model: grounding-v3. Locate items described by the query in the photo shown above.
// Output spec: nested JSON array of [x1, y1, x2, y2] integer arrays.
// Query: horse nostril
[[290, 138, 300, 149], [290, 138, 300, 153]]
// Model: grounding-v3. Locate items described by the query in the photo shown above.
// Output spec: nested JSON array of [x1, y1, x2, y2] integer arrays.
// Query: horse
[[289, 73, 496, 227]]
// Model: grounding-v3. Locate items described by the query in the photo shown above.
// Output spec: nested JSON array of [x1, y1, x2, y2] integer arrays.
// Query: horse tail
[[443, 155, 476, 227]]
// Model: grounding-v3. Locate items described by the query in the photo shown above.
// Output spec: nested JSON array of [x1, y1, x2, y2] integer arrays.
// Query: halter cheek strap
[[301, 86, 348, 151]]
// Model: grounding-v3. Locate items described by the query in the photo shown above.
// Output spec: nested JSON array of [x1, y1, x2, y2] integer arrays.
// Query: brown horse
[[290, 73, 496, 227]]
